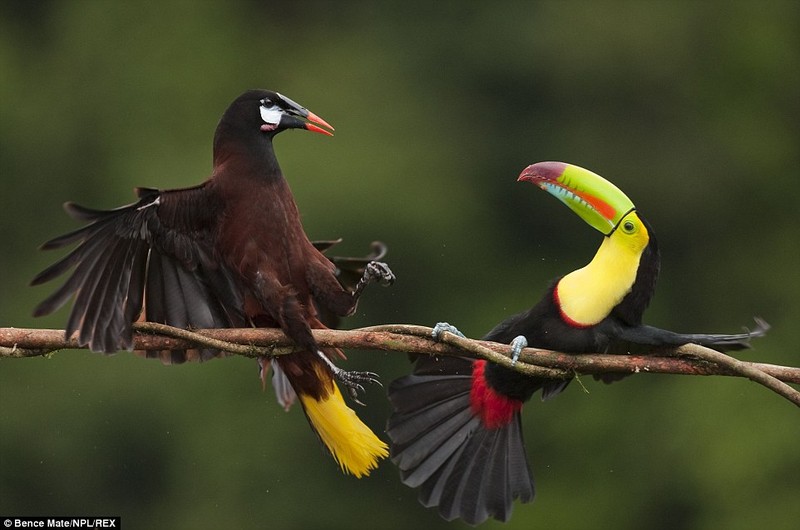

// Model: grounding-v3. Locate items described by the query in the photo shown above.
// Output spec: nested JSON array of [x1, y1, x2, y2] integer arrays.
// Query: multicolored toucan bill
[[31, 90, 395, 478], [387, 161, 768, 524]]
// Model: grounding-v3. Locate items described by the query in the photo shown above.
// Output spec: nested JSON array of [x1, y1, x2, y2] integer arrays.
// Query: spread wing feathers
[[387, 356, 535, 525], [32, 184, 245, 355], [613, 319, 771, 352]]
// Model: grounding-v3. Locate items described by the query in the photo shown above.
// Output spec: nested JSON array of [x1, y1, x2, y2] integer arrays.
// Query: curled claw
[[337, 370, 382, 406], [366, 261, 395, 286], [432, 322, 466, 341], [509, 335, 528, 366], [352, 261, 395, 301], [316, 350, 381, 406]]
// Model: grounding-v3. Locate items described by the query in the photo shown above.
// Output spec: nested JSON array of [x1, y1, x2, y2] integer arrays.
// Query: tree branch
[[1, 324, 798, 407]]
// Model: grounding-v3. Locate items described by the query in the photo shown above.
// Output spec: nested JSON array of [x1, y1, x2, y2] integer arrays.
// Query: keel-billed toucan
[[32, 90, 394, 478], [387, 161, 768, 524]]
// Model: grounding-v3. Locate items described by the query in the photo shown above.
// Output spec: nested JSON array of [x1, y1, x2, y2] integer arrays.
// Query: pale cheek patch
[[260, 106, 282, 126]]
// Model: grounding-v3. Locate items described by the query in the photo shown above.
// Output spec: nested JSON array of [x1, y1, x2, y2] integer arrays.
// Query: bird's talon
[[366, 261, 395, 286], [332, 367, 380, 401], [432, 322, 466, 341], [509, 335, 528, 366], [316, 350, 381, 403]]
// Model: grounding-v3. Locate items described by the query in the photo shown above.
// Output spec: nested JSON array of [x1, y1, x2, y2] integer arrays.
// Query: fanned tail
[[387, 356, 535, 525]]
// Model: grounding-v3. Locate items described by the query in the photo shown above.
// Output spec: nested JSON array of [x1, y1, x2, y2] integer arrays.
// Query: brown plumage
[[32, 89, 394, 476]]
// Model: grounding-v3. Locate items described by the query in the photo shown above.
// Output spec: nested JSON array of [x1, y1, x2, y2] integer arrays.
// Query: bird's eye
[[622, 220, 636, 233], [260, 98, 272, 107]]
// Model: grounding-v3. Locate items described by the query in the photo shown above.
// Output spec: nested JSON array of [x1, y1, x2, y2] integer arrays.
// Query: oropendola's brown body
[[387, 162, 768, 524], [32, 89, 394, 477]]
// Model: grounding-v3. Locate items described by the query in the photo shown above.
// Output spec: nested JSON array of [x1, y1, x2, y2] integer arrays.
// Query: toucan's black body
[[387, 162, 767, 525]]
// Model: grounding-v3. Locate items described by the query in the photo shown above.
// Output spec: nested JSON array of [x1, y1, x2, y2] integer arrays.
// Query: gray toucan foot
[[432, 322, 466, 340], [510, 335, 528, 366]]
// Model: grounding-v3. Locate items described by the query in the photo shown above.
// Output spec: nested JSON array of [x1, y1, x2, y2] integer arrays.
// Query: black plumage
[[387, 163, 768, 524]]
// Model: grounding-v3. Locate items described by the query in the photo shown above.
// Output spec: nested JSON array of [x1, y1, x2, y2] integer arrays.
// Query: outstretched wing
[[31, 184, 245, 355]]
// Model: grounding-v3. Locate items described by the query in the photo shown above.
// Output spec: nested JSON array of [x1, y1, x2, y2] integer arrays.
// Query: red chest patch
[[470, 360, 523, 429]]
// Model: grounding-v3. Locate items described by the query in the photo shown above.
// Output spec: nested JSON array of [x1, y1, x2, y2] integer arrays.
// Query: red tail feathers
[[387, 355, 534, 524], [470, 360, 524, 429]]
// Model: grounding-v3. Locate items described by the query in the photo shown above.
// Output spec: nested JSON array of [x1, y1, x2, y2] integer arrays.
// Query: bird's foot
[[432, 322, 466, 340], [365, 261, 395, 287], [352, 261, 395, 300], [335, 367, 382, 406], [509, 335, 528, 366], [316, 351, 381, 406]]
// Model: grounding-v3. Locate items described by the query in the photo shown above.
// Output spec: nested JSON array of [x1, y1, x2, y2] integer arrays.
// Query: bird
[[31, 89, 396, 478], [386, 161, 768, 524]]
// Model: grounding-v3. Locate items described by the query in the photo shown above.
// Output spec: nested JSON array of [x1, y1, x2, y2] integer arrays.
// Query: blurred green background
[[1, 1, 798, 529]]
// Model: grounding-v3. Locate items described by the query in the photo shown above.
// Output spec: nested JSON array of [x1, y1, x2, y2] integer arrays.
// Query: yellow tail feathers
[[299, 383, 388, 478]]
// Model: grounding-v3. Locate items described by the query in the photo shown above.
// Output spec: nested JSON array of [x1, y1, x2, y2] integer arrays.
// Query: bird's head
[[216, 89, 334, 143], [519, 161, 660, 325], [518, 161, 649, 252], [212, 90, 334, 168], [255, 90, 334, 136]]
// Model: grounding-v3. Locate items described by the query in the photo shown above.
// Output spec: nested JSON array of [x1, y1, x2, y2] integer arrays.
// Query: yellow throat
[[556, 211, 650, 327]]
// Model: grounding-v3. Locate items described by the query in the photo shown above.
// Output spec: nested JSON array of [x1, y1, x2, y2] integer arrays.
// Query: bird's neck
[[555, 235, 644, 327], [213, 132, 283, 182]]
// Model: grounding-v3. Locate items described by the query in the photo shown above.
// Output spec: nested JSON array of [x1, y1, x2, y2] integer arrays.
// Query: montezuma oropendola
[[387, 161, 768, 524], [32, 89, 395, 477]]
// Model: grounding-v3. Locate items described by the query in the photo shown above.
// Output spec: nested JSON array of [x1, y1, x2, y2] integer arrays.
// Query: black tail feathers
[[387, 355, 534, 525]]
